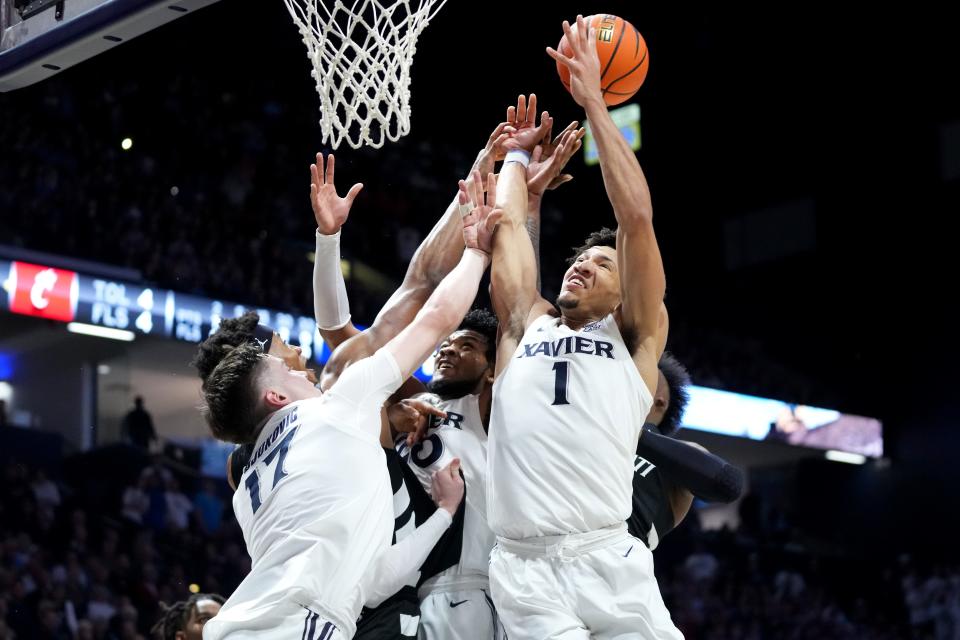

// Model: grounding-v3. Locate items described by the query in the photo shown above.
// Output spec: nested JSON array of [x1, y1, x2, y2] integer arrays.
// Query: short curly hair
[[457, 308, 498, 363], [150, 593, 225, 640], [567, 227, 617, 265], [658, 352, 691, 436], [191, 311, 263, 381]]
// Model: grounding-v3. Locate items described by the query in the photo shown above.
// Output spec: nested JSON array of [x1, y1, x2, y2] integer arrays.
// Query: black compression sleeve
[[636, 426, 745, 503]]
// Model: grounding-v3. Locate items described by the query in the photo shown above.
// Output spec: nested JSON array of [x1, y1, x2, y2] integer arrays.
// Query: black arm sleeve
[[636, 426, 745, 503]]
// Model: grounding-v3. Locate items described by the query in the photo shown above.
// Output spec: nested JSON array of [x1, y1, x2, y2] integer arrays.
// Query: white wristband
[[504, 149, 531, 167]]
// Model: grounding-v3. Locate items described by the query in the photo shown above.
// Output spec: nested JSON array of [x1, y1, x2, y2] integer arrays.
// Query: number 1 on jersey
[[552, 361, 571, 405]]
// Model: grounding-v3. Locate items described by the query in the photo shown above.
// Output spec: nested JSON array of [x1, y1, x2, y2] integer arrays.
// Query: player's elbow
[[617, 205, 653, 230], [713, 464, 745, 503]]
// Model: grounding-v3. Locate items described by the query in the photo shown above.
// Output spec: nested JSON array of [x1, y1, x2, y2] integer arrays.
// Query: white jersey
[[487, 313, 652, 539], [204, 350, 402, 640], [397, 393, 496, 591]]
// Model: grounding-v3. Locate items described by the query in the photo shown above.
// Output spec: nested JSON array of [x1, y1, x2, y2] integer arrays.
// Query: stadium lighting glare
[[825, 450, 867, 465], [67, 322, 135, 342]]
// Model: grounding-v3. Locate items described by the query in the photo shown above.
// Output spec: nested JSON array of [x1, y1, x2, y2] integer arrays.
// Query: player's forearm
[[490, 160, 535, 309], [583, 98, 653, 228], [497, 161, 528, 228], [419, 249, 490, 334], [402, 195, 466, 291], [364, 509, 453, 607], [526, 193, 543, 292], [313, 230, 360, 349], [404, 146, 499, 290], [638, 426, 745, 503], [385, 249, 489, 380]]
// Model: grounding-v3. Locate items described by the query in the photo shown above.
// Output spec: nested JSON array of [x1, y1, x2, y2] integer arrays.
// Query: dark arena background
[[1, 1, 958, 638]]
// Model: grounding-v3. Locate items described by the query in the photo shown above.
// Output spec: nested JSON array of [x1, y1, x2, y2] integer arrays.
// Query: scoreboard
[[0, 258, 322, 361]]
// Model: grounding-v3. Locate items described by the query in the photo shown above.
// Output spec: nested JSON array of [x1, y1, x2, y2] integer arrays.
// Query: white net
[[283, 0, 448, 149]]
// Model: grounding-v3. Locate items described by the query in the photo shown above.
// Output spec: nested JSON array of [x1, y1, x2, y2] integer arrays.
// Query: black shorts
[[355, 591, 421, 640]]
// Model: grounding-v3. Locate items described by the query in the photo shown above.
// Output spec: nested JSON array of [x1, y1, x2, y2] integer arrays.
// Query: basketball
[[556, 14, 649, 106]]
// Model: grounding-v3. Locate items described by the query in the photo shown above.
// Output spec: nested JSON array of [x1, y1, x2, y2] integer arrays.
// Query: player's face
[[557, 246, 621, 316], [645, 371, 670, 427], [179, 599, 221, 640], [262, 356, 321, 405], [268, 334, 317, 384], [432, 330, 492, 388]]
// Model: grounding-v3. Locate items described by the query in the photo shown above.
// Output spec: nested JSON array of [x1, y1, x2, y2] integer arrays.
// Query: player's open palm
[[503, 93, 552, 154], [431, 458, 464, 516], [459, 170, 502, 256], [546, 16, 604, 108], [310, 152, 363, 235]]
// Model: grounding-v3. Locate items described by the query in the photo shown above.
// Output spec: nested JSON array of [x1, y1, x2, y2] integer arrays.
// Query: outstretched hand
[[458, 170, 503, 256], [546, 16, 604, 108], [527, 121, 586, 197], [310, 153, 364, 235], [474, 121, 515, 177], [502, 94, 553, 154]]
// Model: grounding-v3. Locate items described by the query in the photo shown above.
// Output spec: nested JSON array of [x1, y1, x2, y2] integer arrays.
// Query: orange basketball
[[556, 15, 649, 106]]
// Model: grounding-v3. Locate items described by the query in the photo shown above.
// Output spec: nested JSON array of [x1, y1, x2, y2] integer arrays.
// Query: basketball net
[[283, 0, 448, 149]]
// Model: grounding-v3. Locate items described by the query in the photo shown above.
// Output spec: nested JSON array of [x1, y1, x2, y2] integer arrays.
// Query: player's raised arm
[[524, 120, 585, 289], [385, 172, 501, 381], [320, 123, 512, 388], [309, 152, 364, 350], [548, 16, 667, 390], [489, 94, 556, 375], [368, 122, 513, 341]]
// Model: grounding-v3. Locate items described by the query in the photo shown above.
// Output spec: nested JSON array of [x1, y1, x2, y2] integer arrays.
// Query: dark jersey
[[626, 423, 676, 550], [373, 447, 464, 587], [355, 447, 464, 638]]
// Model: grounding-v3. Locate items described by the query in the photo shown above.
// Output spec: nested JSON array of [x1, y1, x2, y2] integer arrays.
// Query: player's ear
[[175, 631, 187, 640], [264, 389, 290, 409]]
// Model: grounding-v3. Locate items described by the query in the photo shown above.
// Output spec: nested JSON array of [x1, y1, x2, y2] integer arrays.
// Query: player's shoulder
[[321, 329, 377, 386], [523, 303, 560, 332]]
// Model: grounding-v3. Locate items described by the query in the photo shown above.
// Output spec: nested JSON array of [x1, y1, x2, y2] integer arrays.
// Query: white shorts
[[418, 588, 505, 640], [488, 524, 683, 640], [202, 604, 344, 640]]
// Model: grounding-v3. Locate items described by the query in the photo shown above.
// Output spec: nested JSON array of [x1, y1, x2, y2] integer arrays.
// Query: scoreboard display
[[0, 258, 321, 361]]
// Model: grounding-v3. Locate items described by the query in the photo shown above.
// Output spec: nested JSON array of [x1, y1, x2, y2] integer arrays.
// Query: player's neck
[[559, 310, 606, 331], [432, 373, 488, 402], [249, 413, 273, 442], [478, 383, 492, 429]]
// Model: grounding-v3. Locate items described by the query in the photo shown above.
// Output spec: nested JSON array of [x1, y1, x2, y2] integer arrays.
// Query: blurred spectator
[[192, 481, 224, 536], [150, 593, 224, 640], [121, 477, 150, 526], [2, 454, 942, 640], [163, 480, 192, 533], [121, 398, 156, 452], [30, 470, 60, 515]]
